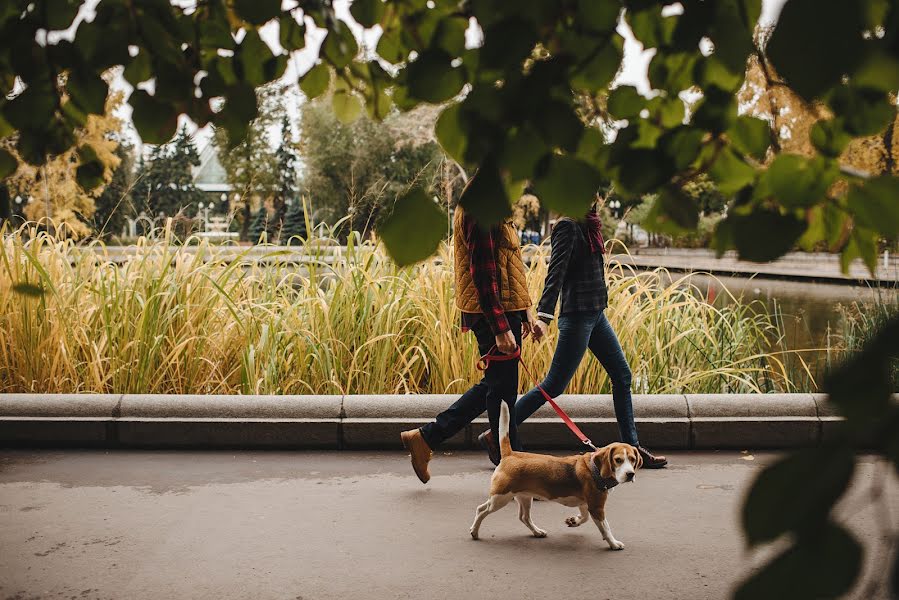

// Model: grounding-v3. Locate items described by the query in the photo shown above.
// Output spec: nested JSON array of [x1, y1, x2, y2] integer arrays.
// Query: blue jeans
[[515, 310, 639, 446], [420, 314, 523, 451]]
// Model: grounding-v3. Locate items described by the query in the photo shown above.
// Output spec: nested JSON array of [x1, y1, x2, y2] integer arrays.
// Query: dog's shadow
[[470, 531, 611, 554]]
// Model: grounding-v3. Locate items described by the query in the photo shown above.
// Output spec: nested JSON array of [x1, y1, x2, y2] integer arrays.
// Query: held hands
[[524, 310, 547, 342]]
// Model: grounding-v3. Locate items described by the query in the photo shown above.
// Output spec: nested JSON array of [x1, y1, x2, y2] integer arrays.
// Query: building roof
[[193, 142, 232, 191]]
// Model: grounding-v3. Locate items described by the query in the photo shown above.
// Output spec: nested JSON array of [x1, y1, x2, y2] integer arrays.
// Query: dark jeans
[[515, 310, 639, 445], [420, 314, 523, 451]]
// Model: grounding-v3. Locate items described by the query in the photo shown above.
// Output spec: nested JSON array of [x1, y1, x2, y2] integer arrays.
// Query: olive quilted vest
[[453, 208, 532, 314]]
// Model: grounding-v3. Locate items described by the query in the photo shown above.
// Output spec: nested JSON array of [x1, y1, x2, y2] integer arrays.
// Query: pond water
[[664, 272, 897, 356]]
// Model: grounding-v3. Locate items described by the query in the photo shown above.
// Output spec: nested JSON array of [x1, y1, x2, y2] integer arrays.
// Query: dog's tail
[[499, 402, 513, 459]]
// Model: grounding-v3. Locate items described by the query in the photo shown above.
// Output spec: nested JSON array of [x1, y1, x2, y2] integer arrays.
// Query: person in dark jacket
[[479, 202, 667, 468]]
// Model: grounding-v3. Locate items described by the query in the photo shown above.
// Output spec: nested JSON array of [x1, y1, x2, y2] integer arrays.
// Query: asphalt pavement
[[0, 450, 895, 600]]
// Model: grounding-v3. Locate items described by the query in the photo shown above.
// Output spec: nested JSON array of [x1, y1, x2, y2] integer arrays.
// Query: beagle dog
[[470, 402, 642, 550]]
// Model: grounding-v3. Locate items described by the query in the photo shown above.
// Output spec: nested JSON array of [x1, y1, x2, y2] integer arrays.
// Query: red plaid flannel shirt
[[462, 213, 510, 335]]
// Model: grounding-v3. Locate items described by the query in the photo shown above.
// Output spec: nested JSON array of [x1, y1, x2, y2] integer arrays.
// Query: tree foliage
[[132, 125, 203, 219], [281, 198, 308, 243], [213, 83, 289, 241], [1, 89, 123, 237], [274, 115, 300, 230], [91, 142, 135, 239], [1, 3, 899, 594], [300, 98, 443, 237]]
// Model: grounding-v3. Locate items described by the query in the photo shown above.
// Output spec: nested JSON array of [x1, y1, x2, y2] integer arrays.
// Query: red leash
[[477, 346, 598, 451]]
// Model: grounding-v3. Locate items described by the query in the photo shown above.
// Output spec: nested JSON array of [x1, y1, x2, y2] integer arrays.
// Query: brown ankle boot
[[637, 446, 668, 469], [400, 429, 433, 484]]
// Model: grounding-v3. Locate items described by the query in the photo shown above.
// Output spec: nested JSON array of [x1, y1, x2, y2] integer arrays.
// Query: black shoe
[[637, 446, 668, 469], [478, 430, 500, 466]]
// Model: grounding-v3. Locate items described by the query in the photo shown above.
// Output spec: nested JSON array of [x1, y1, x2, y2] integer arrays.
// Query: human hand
[[495, 330, 518, 354], [522, 310, 537, 339], [533, 320, 548, 342]]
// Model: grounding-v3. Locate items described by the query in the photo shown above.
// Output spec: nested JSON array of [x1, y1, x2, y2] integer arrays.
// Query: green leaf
[[406, 50, 465, 103], [735, 522, 862, 600], [67, 69, 108, 115], [376, 28, 405, 64], [571, 42, 623, 91], [3, 80, 57, 131], [0, 148, 17, 179], [846, 176, 899, 237], [606, 85, 644, 119], [708, 0, 755, 75], [233, 0, 280, 25], [350, 0, 385, 28], [432, 16, 468, 56], [501, 126, 548, 182], [300, 63, 330, 99], [577, 0, 621, 33], [657, 98, 685, 128], [435, 104, 467, 164], [532, 155, 602, 217], [766, 0, 865, 100], [378, 187, 445, 266], [695, 54, 743, 92], [279, 15, 306, 51], [479, 18, 538, 70], [643, 188, 698, 234], [129, 90, 178, 145], [332, 90, 362, 123], [841, 226, 879, 275], [691, 86, 737, 133], [708, 147, 756, 195], [617, 148, 676, 195], [533, 100, 583, 152], [12, 283, 45, 297], [648, 51, 698, 93], [765, 154, 834, 209], [659, 126, 704, 171], [322, 21, 359, 69], [714, 209, 807, 262], [123, 50, 152, 86], [46, 0, 82, 30], [798, 202, 848, 252], [199, 4, 234, 49], [810, 119, 851, 158], [742, 447, 855, 546], [459, 161, 512, 226], [728, 116, 770, 160], [854, 51, 899, 92], [827, 85, 895, 137], [75, 144, 104, 190], [236, 29, 274, 86]]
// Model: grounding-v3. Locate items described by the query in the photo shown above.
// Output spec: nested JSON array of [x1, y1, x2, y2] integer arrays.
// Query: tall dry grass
[[0, 224, 810, 395]]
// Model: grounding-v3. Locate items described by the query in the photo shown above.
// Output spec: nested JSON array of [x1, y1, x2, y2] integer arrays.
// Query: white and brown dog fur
[[470, 402, 642, 549]]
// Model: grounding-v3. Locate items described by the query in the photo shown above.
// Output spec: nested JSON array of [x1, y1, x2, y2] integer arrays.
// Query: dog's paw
[[470, 529, 479, 540], [608, 540, 625, 551], [533, 528, 548, 538], [565, 516, 581, 527]]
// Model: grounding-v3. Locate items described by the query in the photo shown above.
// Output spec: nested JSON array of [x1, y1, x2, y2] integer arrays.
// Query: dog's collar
[[589, 456, 619, 491]]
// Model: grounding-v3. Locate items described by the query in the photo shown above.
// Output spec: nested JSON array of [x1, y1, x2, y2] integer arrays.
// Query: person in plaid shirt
[[400, 205, 536, 484]]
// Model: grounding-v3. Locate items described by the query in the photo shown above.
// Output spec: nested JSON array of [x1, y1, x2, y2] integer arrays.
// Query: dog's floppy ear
[[633, 446, 643, 470], [593, 447, 614, 478]]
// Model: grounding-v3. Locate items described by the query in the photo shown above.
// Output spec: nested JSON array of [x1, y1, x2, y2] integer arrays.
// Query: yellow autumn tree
[[2, 90, 124, 238], [740, 39, 898, 176]]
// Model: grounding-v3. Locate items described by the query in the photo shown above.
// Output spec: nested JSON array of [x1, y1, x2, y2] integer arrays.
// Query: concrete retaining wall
[[3, 393, 892, 450]]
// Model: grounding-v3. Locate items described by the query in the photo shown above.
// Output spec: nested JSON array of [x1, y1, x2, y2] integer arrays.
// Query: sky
[[61, 0, 788, 152]]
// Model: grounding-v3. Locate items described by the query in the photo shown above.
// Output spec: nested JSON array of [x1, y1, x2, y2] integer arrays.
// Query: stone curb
[[1, 393, 895, 450]]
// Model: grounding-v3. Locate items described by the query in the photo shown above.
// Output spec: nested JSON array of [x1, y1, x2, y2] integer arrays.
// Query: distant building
[[193, 142, 234, 212]]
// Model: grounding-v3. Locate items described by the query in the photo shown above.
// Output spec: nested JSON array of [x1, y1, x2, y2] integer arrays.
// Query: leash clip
[[583, 438, 598, 452]]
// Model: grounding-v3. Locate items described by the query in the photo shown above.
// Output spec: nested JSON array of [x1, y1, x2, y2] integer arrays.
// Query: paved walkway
[[0, 451, 895, 600]]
